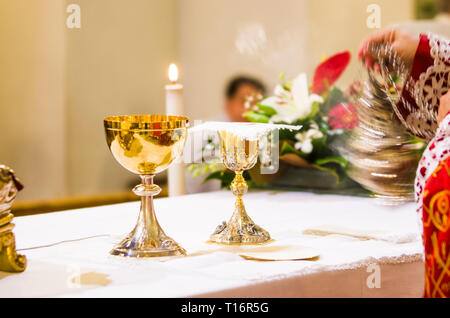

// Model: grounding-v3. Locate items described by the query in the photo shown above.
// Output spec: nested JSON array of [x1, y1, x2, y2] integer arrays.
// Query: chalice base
[[110, 233, 186, 258], [209, 204, 271, 245]]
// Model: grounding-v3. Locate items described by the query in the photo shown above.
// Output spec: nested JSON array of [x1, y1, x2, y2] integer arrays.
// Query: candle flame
[[168, 64, 179, 83]]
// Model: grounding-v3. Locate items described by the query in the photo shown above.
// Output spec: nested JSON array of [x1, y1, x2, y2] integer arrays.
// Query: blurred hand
[[438, 91, 450, 125], [358, 28, 420, 72]]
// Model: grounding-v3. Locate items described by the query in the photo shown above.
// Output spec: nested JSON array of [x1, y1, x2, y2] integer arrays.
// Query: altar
[[1, 191, 424, 298]]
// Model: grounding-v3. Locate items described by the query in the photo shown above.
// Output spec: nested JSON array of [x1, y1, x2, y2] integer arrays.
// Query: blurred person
[[359, 28, 449, 298], [186, 76, 266, 194], [185, 76, 266, 194], [219, 76, 266, 122]]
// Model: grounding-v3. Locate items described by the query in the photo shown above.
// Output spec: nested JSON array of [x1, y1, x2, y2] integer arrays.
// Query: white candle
[[165, 64, 186, 197], [165, 64, 184, 115]]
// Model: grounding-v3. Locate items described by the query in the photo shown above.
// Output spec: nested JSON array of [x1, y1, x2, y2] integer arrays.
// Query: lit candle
[[166, 64, 184, 115], [165, 63, 185, 197]]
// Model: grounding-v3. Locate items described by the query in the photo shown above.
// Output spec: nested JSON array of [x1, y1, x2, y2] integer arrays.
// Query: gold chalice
[[104, 115, 188, 257], [209, 130, 271, 245]]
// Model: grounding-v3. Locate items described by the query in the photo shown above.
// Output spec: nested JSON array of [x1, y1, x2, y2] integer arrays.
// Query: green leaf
[[187, 164, 196, 173], [310, 134, 329, 157], [201, 165, 211, 174], [221, 172, 237, 189], [314, 156, 348, 169], [302, 101, 320, 119], [320, 86, 346, 114], [279, 140, 310, 159], [204, 171, 221, 181], [204, 171, 235, 189], [391, 73, 399, 83], [193, 169, 201, 178], [280, 141, 302, 157], [256, 103, 277, 116], [311, 163, 339, 181], [312, 156, 348, 184], [409, 135, 425, 144], [278, 126, 298, 140], [243, 111, 270, 123]]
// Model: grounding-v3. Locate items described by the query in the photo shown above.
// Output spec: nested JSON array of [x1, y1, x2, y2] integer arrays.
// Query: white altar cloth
[[0, 191, 425, 298]]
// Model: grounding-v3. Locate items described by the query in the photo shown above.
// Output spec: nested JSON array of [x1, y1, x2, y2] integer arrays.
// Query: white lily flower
[[263, 73, 323, 124], [294, 122, 323, 154], [273, 84, 288, 97]]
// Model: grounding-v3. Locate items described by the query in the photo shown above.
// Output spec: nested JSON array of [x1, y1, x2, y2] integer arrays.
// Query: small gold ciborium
[[0, 165, 26, 272], [104, 115, 188, 257], [209, 131, 271, 245]]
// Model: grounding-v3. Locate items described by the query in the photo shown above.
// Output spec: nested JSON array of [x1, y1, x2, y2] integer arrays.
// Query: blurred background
[[0, 0, 448, 213]]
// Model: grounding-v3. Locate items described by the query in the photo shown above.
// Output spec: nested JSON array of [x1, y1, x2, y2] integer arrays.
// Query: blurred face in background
[[225, 84, 262, 122]]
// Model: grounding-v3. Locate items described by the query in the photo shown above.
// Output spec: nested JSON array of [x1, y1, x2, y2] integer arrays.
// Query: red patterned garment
[[394, 33, 449, 141], [419, 115, 450, 297], [410, 33, 449, 298]]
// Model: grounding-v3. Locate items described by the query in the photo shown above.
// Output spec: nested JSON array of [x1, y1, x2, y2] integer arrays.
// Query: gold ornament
[[0, 165, 26, 272]]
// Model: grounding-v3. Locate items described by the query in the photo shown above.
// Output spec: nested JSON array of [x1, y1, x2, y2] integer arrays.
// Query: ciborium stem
[[110, 175, 186, 257], [209, 171, 271, 245]]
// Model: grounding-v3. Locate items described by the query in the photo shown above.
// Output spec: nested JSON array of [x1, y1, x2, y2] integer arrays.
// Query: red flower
[[312, 51, 351, 95], [328, 103, 358, 130]]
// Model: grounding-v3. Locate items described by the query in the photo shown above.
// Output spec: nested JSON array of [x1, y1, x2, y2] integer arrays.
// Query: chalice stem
[[110, 174, 186, 257], [231, 172, 249, 224], [135, 175, 164, 241], [229, 171, 258, 233]]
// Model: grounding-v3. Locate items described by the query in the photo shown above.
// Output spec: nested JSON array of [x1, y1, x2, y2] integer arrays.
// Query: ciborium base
[[209, 198, 271, 245]]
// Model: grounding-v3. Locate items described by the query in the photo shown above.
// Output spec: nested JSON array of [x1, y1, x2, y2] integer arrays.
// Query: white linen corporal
[[189, 121, 302, 140], [1, 191, 424, 297], [302, 224, 418, 244]]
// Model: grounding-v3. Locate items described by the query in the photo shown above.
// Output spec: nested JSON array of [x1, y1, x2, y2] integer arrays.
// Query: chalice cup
[[209, 130, 271, 244], [104, 115, 188, 257]]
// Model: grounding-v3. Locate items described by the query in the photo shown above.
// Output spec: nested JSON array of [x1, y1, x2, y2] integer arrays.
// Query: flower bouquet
[[189, 52, 367, 193]]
